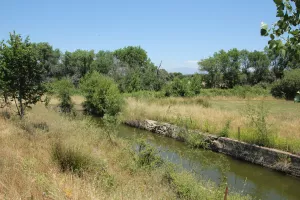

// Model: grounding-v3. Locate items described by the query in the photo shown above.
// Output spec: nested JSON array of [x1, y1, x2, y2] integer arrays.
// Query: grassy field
[[123, 96, 300, 154], [0, 101, 249, 199]]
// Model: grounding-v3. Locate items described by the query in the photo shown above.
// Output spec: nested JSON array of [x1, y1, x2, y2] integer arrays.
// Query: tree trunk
[[18, 91, 24, 119]]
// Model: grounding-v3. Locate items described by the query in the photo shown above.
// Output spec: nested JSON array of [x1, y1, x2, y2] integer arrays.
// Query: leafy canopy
[[0, 31, 45, 118], [261, 0, 300, 61]]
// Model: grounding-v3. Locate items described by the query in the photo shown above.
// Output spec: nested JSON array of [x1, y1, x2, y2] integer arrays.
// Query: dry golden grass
[[0, 104, 176, 200], [124, 97, 300, 154]]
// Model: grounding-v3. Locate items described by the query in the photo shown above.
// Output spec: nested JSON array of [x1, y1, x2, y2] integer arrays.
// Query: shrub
[[271, 69, 300, 100], [135, 139, 163, 169], [186, 132, 208, 149], [219, 120, 231, 137], [80, 71, 123, 117], [163, 77, 192, 97], [47, 78, 75, 113], [190, 74, 202, 95]]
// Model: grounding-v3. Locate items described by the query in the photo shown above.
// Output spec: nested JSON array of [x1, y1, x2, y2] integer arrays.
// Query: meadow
[[0, 101, 249, 199], [123, 95, 300, 154]]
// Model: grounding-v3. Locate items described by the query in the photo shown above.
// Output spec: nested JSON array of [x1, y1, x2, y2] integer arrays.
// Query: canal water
[[118, 125, 300, 200]]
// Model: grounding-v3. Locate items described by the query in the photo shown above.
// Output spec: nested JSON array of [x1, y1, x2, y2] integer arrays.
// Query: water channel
[[117, 125, 300, 200]]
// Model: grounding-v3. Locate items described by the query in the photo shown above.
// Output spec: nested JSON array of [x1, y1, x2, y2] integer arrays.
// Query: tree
[[247, 51, 272, 85], [198, 55, 222, 88], [0, 32, 45, 118], [218, 49, 241, 88], [33, 42, 61, 78], [91, 50, 114, 74], [271, 68, 300, 99], [261, 0, 300, 64], [80, 71, 123, 117], [114, 46, 148, 69], [190, 74, 202, 95], [51, 78, 75, 113], [164, 77, 191, 97]]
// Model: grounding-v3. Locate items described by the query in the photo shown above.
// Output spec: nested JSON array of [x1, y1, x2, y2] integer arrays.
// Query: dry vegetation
[[0, 104, 176, 199], [124, 96, 300, 154], [0, 101, 250, 199]]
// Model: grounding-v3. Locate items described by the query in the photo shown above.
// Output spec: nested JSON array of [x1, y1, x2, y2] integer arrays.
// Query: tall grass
[[0, 103, 250, 199], [124, 97, 300, 154]]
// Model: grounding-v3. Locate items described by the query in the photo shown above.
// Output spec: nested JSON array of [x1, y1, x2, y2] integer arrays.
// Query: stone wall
[[124, 120, 300, 178]]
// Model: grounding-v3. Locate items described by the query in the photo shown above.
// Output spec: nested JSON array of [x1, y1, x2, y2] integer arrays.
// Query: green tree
[[198, 55, 222, 88], [80, 71, 123, 117], [247, 51, 272, 85], [91, 50, 114, 74], [261, 0, 300, 63], [190, 74, 202, 95], [271, 68, 300, 99], [114, 46, 148, 69], [51, 78, 75, 113], [33, 42, 61, 78], [0, 32, 45, 118], [164, 77, 191, 97], [223, 48, 241, 88]]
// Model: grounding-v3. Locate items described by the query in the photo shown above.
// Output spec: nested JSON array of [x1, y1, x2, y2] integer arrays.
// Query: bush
[[80, 71, 123, 117], [135, 139, 163, 169], [46, 78, 75, 113], [271, 69, 300, 100], [163, 77, 192, 97], [219, 120, 231, 137]]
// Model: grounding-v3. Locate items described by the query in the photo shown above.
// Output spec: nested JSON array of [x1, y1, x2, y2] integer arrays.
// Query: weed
[[220, 120, 231, 137], [245, 100, 273, 147], [135, 139, 163, 169], [186, 132, 208, 149]]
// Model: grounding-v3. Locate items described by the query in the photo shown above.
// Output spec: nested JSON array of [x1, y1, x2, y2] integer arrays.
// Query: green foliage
[[199, 49, 275, 88], [190, 74, 202, 95], [32, 42, 61, 78], [163, 77, 192, 97], [220, 120, 231, 137], [135, 139, 163, 169], [0, 32, 45, 118], [114, 46, 148, 68], [245, 100, 273, 147], [200, 86, 270, 98], [261, 0, 300, 62], [56, 79, 75, 113], [80, 71, 123, 117], [91, 50, 114, 74], [162, 164, 246, 200], [271, 69, 300, 99], [186, 132, 208, 149]]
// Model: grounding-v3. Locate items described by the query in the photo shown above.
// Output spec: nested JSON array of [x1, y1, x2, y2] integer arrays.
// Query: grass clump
[[244, 100, 274, 147], [52, 141, 105, 176], [219, 120, 231, 137], [186, 132, 208, 149]]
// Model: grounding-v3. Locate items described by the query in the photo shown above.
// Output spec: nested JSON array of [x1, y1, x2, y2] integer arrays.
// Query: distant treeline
[[1, 32, 300, 99]]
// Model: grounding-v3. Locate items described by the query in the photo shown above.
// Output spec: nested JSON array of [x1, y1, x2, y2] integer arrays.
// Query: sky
[[0, 0, 277, 74]]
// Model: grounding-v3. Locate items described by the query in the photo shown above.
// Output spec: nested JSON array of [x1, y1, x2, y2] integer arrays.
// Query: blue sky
[[0, 0, 277, 74]]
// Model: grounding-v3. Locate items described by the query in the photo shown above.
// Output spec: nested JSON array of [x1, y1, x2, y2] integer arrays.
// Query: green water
[[118, 125, 300, 200]]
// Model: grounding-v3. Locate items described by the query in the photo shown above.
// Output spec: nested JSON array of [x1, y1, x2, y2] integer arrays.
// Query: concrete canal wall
[[124, 119, 300, 178]]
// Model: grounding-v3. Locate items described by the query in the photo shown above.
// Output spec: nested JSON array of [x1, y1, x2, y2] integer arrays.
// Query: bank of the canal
[[118, 124, 300, 200]]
